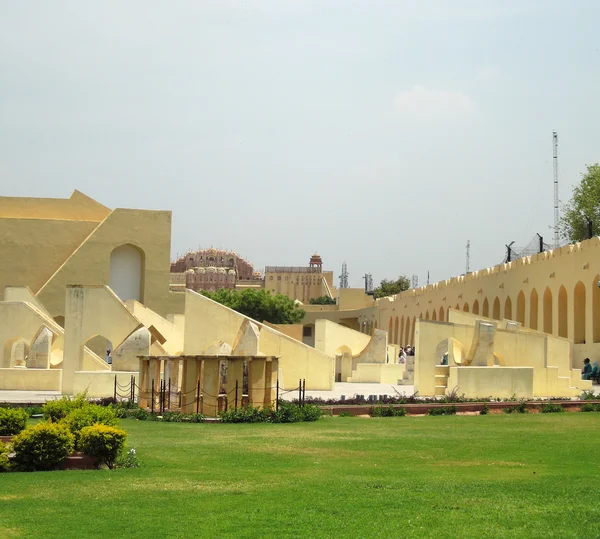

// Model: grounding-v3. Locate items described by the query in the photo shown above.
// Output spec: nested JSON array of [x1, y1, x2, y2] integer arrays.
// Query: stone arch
[[594, 276, 600, 343], [28, 326, 53, 369], [388, 317, 393, 341], [492, 297, 501, 320], [432, 309, 437, 321], [504, 296, 512, 321], [516, 291, 525, 325], [558, 285, 568, 338], [109, 244, 145, 302], [425, 310, 430, 320], [574, 281, 586, 344], [3, 338, 30, 368], [463, 303, 469, 312], [482, 298, 489, 318], [455, 304, 460, 310], [394, 316, 399, 344], [410, 316, 416, 345], [472, 300, 479, 315], [530, 288, 539, 330], [84, 335, 113, 363], [543, 287, 553, 334], [399, 316, 404, 344], [335, 345, 353, 383], [439, 306, 445, 321], [404, 317, 411, 345]]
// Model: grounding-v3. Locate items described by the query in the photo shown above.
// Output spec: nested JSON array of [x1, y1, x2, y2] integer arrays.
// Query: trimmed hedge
[[79, 424, 127, 469], [0, 407, 28, 435], [60, 405, 118, 448], [0, 441, 11, 472], [12, 422, 74, 471]]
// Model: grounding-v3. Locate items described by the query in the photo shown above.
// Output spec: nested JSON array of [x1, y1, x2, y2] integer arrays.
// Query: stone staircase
[[398, 356, 415, 385], [434, 365, 450, 396]]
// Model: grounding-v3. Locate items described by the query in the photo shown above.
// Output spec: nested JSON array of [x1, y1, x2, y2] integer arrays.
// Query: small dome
[[186, 268, 195, 274], [207, 266, 217, 273], [195, 267, 205, 274], [228, 269, 236, 275], [218, 267, 227, 274]]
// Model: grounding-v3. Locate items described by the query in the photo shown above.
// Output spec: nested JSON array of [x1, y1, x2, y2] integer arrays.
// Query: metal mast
[[553, 131, 559, 248], [466, 240, 470, 274], [339, 262, 349, 289]]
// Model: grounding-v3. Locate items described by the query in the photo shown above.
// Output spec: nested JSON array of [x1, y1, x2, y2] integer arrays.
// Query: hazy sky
[[2, 1, 599, 288]]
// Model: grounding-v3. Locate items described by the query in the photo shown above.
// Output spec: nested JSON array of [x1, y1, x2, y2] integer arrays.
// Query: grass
[[2, 414, 600, 538]]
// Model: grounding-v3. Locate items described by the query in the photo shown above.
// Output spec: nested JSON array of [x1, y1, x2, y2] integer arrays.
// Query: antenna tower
[[411, 275, 418, 289], [466, 240, 470, 274], [553, 131, 559, 248], [339, 262, 349, 289], [363, 273, 374, 296]]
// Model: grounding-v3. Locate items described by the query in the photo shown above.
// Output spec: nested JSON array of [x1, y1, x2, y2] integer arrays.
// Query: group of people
[[398, 346, 415, 364]]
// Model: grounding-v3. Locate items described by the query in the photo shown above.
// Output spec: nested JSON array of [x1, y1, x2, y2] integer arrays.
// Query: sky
[[1, 0, 599, 288]]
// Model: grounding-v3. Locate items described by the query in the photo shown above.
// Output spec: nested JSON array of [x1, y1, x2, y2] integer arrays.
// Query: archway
[[543, 287, 553, 334], [432, 310, 437, 321], [388, 318, 393, 342], [425, 311, 430, 320], [410, 317, 416, 345], [516, 291, 525, 325], [574, 281, 586, 344], [394, 317, 399, 344], [109, 244, 144, 302], [399, 316, 404, 344], [504, 296, 512, 320], [472, 300, 480, 315], [530, 289, 539, 330], [558, 286, 568, 338], [404, 317, 411, 346], [482, 298, 489, 318], [492, 297, 501, 320], [3, 338, 29, 368], [335, 345, 353, 383], [463, 303, 469, 312], [439, 306, 445, 321], [84, 335, 113, 363]]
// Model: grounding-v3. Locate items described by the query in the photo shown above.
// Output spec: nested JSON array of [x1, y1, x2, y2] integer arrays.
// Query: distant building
[[170, 248, 262, 293], [264, 253, 335, 304]]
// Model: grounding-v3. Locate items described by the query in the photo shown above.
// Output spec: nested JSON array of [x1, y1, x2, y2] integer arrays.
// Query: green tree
[[201, 288, 305, 324], [559, 164, 600, 243], [309, 296, 336, 305], [373, 276, 411, 299]]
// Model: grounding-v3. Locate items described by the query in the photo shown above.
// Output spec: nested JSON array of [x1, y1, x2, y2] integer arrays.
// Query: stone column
[[201, 358, 220, 416], [181, 357, 200, 414], [63, 286, 86, 395], [263, 358, 278, 409], [248, 358, 266, 408], [148, 358, 161, 410], [226, 357, 244, 410], [586, 282, 594, 345], [138, 358, 149, 409]]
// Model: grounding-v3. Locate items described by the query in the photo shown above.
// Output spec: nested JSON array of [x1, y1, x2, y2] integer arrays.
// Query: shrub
[[43, 393, 88, 422], [541, 403, 565, 413], [0, 441, 11, 472], [337, 411, 355, 417], [115, 447, 139, 469], [428, 406, 457, 416], [504, 401, 528, 414], [480, 403, 489, 415], [0, 407, 28, 435], [299, 404, 323, 422], [580, 390, 597, 401], [110, 401, 140, 419], [61, 405, 118, 448], [581, 403, 600, 412], [220, 406, 270, 423], [128, 407, 152, 421], [12, 422, 74, 471], [79, 424, 127, 469], [271, 402, 304, 423], [371, 405, 407, 417]]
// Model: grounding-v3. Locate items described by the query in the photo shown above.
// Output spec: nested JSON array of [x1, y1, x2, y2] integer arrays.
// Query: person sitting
[[591, 361, 600, 383], [582, 358, 592, 380]]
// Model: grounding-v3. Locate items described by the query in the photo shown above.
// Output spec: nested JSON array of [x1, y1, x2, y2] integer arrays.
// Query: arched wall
[[109, 244, 144, 302]]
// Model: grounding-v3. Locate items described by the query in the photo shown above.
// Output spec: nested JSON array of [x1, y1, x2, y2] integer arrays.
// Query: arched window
[[463, 303, 469, 312], [543, 287, 553, 334], [492, 297, 501, 320], [109, 244, 144, 302], [558, 285, 568, 338], [574, 281, 586, 344], [530, 289, 539, 329], [472, 300, 479, 315], [482, 298, 489, 317], [516, 291, 525, 325], [504, 296, 512, 320], [439, 306, 445, 321]]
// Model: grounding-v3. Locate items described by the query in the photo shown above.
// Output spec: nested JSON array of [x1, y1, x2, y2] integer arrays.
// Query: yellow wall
[[0, 368, 62, 391], [314, 319, 372, 357], [263, 322, 303, 342], [182, 290, 334, 390], [125, 300, 184, 355]]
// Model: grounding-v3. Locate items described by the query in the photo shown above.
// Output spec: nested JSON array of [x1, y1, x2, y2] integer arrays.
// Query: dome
[[218, 267, 227, 274], [186, 268, 195, 274], [228, 269, 236, 275], [195, 267, 205, 274], [207, 266, 217, 273]]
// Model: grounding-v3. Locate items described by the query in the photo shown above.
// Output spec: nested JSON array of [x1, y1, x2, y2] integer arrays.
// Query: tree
[[201, 288, 305, 324], [559, 164, 600, 243], [309, 296, 336, 305], [373, 276, 411, 299]]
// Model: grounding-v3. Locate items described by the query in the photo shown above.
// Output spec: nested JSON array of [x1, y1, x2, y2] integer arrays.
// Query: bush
[[581, 403, 600, 412], [43, 393, 88, 422], [271, 402, 304, 423], [0, 441, 11, 472], [480, 403, 489, 415], [110, 401, 140, 419], [61, 405, 118, 448], [115, 447, 139, 469], [371, 405, 407, 417], [12, 422, 74, 471], [428, 406, 457, 416], [541, 403, 565, 414], [79, 424, 127, 469], [504, 401, 528, 414], [220, 406, 271, 423], [0, 407, 28, 435], [337, 411, 355, 417]]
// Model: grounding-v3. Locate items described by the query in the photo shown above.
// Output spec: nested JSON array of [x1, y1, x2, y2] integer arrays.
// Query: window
[[270, 276, 273, 281], [277, 276, 281, 281], [303, 326, 313, 337]]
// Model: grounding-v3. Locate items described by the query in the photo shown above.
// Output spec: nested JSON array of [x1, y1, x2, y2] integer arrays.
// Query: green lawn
[[2, 414, 600, 538]]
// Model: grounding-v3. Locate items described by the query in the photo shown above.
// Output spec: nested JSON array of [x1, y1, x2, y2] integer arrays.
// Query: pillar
[[181, 357, 200, 414], [138, 358, 149, 409], [62, 286, 86, 395], [226, 357, 244, 410], [263, 358, 278, 409], [248, 358, 266, 408], [201, 358, 220, 416]]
